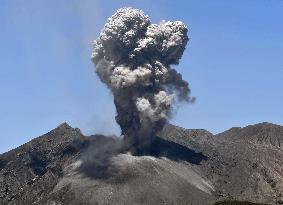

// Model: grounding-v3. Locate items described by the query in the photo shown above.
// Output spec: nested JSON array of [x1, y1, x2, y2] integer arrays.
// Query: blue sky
[[1, 0, 282, 153]]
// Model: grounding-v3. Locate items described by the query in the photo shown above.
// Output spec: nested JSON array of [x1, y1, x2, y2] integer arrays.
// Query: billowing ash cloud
[[91, 7, 193, 152]]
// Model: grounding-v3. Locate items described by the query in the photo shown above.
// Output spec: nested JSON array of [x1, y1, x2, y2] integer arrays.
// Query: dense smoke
[[91, 7, 193, 152]]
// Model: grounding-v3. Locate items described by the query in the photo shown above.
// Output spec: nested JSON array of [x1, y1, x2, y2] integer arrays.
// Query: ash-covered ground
[[0, 122, 282, 205]]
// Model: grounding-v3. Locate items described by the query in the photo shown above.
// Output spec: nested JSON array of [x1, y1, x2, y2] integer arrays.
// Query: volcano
[[0, 122, 282, 205]]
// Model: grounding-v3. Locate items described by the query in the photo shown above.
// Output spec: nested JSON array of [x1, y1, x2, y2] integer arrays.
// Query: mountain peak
[[217, 122, 283, 147], [56, 122, 73, 129], [0, 122, 282, 204]]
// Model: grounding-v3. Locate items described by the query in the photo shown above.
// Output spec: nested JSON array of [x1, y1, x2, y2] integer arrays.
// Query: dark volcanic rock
[[0, 122, 282, 205], [216, 122, 283, 148], [0, 123, 88, 204], [159, 123, 283, 204], [213, 201, 268, 205]]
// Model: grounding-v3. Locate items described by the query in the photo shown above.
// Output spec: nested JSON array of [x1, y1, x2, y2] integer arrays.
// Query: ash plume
[[91, 7, 193, 152]]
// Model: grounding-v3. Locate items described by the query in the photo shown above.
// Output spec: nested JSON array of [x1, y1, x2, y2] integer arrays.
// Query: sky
[[0, 0, 282, 153]]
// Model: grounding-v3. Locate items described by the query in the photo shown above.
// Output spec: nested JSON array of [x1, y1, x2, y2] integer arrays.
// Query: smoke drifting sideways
[[91, 7, 193, 153]]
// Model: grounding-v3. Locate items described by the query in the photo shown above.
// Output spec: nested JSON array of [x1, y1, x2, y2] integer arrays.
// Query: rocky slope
[[0, 122, 282, 205], [162, 123, 283, 204]]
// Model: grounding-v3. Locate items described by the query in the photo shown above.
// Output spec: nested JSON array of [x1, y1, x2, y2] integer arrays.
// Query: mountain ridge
[[215, 122, 283, 148], [0, 122, 282, 204]]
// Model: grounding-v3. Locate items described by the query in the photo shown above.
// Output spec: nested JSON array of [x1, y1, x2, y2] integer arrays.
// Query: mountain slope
[[216, 122, 283, 148], [0, 122, 282, 205], [159, 123, 283, 204], [0, 123, 87, 204]]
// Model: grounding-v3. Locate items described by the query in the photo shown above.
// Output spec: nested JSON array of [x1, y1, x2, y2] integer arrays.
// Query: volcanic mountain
[[0, 122, 282, 205]]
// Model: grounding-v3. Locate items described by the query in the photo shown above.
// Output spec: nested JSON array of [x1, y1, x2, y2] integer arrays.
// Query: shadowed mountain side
[[0, 123, 214, 205], [0, 122, 282, 204], [159, 123, 283, 205], [0, 159, 6, 170], [77, 135, 208, 180], [150, 136, 208, 164], [0, 123, 87, 204]]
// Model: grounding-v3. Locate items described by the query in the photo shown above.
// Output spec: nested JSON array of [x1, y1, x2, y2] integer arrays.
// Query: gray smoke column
[[91, 7, 193, 152]]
